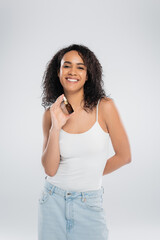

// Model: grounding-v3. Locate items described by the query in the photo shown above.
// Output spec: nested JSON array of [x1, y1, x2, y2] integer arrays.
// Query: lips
[[66, 78, 79, 84], [66, 77, 79, 81]]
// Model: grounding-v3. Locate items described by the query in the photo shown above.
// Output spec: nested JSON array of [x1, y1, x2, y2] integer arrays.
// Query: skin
[[42, 50, 131, 176], [58, 50, 88, 113]]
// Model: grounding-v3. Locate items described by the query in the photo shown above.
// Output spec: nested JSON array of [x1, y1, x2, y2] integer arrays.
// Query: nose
[[68, 66, 77, 76]]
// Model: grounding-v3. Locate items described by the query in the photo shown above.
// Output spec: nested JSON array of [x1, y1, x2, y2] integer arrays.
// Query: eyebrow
[[64, 61, 85, 66]]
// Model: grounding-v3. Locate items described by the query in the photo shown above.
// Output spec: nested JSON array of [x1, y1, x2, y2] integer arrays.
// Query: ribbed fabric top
[[46, 99, 110, 192]]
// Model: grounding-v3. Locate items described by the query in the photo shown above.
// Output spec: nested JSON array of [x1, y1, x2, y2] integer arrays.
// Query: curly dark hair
[[41, 44, 111, 112]]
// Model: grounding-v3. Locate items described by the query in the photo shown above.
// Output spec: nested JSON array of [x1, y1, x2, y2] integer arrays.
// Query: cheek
[[59, 68, 66, 77], [80, 71, 87, 79]]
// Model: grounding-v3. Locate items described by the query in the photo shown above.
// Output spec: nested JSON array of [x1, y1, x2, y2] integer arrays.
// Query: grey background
[[0, 0, 160, 239]]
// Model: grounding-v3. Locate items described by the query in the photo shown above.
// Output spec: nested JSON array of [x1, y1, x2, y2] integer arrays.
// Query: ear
[[57, 70, 60, 78]]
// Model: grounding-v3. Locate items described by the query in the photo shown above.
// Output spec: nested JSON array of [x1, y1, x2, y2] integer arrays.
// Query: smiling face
[[58, 50, 88, 94]]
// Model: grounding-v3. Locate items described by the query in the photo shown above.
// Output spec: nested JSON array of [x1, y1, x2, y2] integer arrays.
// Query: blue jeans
[[38, 180, 109, 240]]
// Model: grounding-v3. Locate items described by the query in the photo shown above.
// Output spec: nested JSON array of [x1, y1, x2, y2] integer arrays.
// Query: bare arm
[[41, 110, 61, 177], [102, 98, 132, 175], [41, 94, 74, 177]]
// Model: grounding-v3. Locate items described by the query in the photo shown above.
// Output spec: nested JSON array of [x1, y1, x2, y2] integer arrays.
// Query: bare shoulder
[[100, 97, 115, 113], [42, 108, 52, 136], [42, 107, 51, 120], [100, 96, 122, 125], [41, 108, 52, 154], [100, 97, 131, 161]]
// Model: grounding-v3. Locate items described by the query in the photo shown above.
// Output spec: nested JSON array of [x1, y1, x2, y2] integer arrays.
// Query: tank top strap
[[96, 99, 100, 122]]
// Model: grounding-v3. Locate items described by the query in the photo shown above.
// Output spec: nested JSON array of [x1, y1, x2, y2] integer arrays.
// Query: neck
[[63, 92, 84, 113]]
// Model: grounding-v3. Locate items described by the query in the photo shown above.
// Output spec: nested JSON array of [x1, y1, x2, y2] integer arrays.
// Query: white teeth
[[67, 78, 78, 82]]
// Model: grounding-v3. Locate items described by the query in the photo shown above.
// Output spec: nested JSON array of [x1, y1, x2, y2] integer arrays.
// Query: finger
[[55, 94, 64, 105], [56, 94, 64, 102], [50, 94, 64, 109]]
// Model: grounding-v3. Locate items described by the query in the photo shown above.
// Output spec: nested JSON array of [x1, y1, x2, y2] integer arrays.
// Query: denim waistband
[[44, 180, 104, 199]]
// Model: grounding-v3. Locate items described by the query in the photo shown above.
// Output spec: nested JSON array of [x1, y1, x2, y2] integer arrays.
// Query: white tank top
[[46, 99, 110, 191]]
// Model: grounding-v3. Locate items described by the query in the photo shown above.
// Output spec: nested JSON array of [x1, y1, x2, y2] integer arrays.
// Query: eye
[[78, 67, 84, 70], [63, 65, 85, 70], [63, 65, 70, 68]]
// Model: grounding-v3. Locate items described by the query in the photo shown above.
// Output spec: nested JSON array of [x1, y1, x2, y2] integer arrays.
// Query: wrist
[[49, 126, 61, 133]]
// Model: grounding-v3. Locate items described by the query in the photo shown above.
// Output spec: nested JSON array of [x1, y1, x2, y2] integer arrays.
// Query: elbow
[[44, 169, 56, 177], [118, 154, 132, 164], [41, 159, 56, 177], [125, 156, 132, 164], [47, 173, 55, 177]]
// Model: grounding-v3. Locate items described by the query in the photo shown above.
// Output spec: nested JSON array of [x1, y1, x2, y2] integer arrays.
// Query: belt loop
[[102, 186, 104, 194], [49, 185, 55, 195], [81, 192, 86, 202]]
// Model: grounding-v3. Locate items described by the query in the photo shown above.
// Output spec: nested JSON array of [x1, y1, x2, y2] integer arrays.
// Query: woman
[[38, 44, 131, 240]]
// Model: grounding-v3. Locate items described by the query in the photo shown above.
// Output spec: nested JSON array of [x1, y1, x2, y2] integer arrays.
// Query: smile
[[66, 78, 79, 82]]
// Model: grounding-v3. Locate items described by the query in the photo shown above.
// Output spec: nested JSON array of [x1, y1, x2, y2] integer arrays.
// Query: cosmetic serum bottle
[[62, 96, 74, 114]]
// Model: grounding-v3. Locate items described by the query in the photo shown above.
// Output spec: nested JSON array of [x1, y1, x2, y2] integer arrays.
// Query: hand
[[49, 94, 74, 130]]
